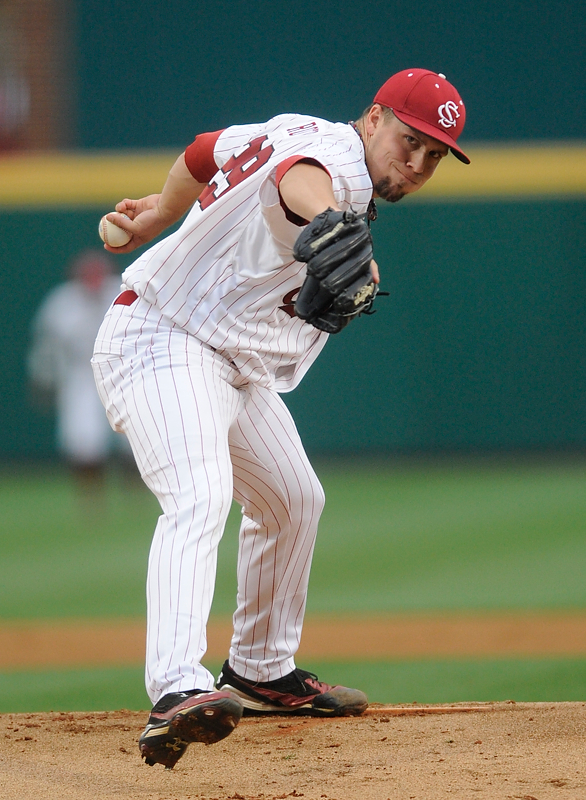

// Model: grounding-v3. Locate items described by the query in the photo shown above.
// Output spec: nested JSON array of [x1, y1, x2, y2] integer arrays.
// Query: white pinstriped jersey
[[100, 114, 373, 391]]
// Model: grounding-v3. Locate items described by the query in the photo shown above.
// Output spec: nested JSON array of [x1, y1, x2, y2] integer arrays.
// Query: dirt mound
[[2, 702, 584, 799]]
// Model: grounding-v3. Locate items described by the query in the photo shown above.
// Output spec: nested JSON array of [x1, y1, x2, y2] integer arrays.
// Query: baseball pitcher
[[92, 68, 470, 768]]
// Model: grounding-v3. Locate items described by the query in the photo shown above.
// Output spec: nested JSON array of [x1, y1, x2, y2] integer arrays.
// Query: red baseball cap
[[374, 69, 470, 164]]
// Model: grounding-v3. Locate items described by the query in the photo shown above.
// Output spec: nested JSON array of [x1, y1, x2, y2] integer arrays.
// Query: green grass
[[2, 456, 586, 619], [314, 658, 586, 704], [1, 658, 585, 713], [0, 465, 158, 618], [308, 455, 586, 612], [0, 666, 148, 713]]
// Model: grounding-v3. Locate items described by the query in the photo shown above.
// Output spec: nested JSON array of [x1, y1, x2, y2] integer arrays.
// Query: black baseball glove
[[293, 207, 378, 334]]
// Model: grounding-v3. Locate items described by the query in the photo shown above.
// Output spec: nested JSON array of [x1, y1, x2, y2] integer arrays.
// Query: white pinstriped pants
[[92, 301, 325, 703]]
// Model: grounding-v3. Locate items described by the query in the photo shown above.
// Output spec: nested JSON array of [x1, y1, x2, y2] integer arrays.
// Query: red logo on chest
[[279, 288, 300, 318]]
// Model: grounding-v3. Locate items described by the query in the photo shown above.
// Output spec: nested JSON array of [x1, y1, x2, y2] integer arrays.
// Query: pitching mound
[[2, 702, 584, 799]]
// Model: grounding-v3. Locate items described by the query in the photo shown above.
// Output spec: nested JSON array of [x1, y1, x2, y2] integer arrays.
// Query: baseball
[[99, 214, 132, 247]]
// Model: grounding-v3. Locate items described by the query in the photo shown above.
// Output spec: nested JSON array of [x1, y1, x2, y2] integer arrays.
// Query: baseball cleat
[[138, 689, 243, 769], [216, 660, 368, 716]]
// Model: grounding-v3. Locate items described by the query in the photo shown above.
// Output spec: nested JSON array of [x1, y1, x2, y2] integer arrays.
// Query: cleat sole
[[172, 696, 243, 745], [139, 694, 243, 768]]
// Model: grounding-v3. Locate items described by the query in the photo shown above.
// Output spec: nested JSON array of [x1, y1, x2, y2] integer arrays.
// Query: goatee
[[373, 178, 405, 203]]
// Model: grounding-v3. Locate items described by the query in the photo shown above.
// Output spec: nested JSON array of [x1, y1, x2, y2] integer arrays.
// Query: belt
[[114, 290, 138, 306]]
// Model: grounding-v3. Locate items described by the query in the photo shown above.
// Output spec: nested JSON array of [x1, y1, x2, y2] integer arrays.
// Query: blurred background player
[[28, 249, 130, 497]]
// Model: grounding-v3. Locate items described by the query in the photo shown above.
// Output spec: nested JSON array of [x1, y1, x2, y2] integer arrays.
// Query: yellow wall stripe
[[0, 150, 177, 207], [0, 144, 585, 207], [418, 142, 586, 200]]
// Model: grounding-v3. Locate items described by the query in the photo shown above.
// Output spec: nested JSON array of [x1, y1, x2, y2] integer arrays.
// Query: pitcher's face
[[364, 106, 449, 202]]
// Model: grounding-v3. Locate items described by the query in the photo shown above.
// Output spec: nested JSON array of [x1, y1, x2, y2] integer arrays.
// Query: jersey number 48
[[198, 135, 275, 210]]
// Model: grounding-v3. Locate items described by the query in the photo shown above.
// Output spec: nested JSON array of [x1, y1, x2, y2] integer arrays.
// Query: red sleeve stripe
[[275, 156, 331, 227], [275, 155, 331, 187], [184, 129, 226, 183]]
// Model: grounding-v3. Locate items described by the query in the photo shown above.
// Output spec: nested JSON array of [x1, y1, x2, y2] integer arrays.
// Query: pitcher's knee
[[291, 472, 325, 529]]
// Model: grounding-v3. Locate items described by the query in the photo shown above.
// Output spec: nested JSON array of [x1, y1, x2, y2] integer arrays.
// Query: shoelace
[[294, 669, 330, 694]]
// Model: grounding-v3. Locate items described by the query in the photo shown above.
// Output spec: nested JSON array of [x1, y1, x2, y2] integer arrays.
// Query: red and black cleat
[[138, 689, 243, 769], [216, 661, 368, 716]]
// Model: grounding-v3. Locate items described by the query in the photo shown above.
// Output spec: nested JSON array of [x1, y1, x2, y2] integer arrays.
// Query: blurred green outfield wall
[[73, 0, 585, 148], [1, 195, 584, 457]]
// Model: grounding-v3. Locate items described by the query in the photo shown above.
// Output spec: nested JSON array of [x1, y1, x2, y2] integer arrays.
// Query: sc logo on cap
[[437, 101, 461, 128]]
